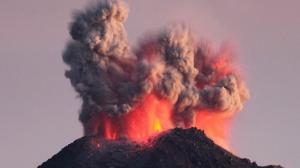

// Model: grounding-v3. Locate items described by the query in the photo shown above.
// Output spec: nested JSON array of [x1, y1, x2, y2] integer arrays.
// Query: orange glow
[[91, 94, 234, 150], [213, 56, 232, 76], [94, 94, 173, 142], [211, 48, 236, 83], [88, 90, 236, 150], [154, 118, 162, 132], [103, 116, 117, 140], [195, 111, 232, 151], [122, 94, 173, 140]]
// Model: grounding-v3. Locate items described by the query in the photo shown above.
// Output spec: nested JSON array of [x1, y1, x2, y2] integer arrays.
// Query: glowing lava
[[91, 94, 173, 142], [89, 94, 232, 151]]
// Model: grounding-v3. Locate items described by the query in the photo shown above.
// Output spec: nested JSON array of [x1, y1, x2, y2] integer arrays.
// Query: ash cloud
[[63, 0, 249, 135]]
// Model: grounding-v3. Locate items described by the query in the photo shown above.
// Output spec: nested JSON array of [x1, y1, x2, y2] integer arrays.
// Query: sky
[[0, 0, 299, 167]]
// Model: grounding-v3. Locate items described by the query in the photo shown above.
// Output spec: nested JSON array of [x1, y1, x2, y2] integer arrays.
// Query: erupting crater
[[63, 0, 249, 151], [39, 0, 283, 168]]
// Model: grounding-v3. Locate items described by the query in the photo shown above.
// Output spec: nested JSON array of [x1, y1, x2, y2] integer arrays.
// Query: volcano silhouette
[[38, 128, 282, 168]]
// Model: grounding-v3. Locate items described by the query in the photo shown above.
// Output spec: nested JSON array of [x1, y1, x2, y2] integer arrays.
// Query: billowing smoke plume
[[63, 0, 249, 138]]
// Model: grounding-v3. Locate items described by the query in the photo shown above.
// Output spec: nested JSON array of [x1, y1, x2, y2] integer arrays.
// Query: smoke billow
[[63, 0, 249, 139]]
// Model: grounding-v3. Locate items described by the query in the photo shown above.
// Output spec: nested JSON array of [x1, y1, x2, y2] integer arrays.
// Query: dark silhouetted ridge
[[38, 128, 283, 168]]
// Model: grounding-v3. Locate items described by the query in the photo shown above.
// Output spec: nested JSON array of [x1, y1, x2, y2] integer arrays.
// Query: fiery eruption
[[63, 0, 249, 150]]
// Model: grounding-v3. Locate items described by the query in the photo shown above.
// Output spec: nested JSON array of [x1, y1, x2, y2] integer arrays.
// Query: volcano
[[38, 128, 282, 168], [39, 0, 283, 167]]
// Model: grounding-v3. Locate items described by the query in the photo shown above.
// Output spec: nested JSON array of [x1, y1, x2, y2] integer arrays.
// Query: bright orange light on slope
[[93, 94, 173, 141], [154, 119, 162, 132], [195, 111, 231, 151], [91, 93, 234, 151]]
